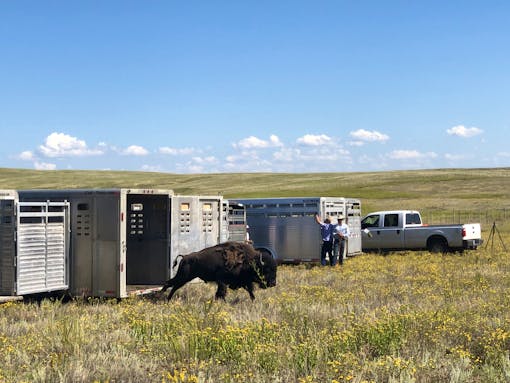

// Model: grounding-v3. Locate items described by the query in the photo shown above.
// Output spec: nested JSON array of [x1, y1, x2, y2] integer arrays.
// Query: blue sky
[[1, 1, 509, 173]]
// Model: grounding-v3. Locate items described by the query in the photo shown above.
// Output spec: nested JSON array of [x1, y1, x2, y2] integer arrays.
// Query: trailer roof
[[232, 196, 360, 202], [18, 188, 174, 196]]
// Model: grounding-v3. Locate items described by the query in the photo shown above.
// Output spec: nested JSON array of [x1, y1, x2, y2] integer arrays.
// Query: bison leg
[[215, 282, 228, 300], [160, 275, 189, 301], [160, 279, 173, 294], [166, 280, 188, 301], [243, 282, 256, 301]]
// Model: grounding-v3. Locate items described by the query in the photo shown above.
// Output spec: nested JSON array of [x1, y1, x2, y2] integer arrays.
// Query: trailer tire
[[427, 237, 448, 253], [255, 247, 275, 260]]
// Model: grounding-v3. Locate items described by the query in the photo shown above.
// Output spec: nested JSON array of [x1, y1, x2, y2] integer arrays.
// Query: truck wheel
[[427, 237, 447, 253]]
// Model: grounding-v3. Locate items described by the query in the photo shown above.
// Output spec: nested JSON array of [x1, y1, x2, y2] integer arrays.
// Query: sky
[[1, 1, 509, 173]]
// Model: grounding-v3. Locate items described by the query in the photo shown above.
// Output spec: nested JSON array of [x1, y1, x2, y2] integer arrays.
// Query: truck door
[[361, 213, 380, 250], [378, 213, 404, 249], [361, 213, 404, 250]]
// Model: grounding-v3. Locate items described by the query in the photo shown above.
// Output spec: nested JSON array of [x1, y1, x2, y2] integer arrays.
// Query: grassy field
[[1, 167, 510, 214], [1, 167, 510, 382]]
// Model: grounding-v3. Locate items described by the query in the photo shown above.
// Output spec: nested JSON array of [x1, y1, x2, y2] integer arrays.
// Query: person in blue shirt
[[315, 214, 335, 266]]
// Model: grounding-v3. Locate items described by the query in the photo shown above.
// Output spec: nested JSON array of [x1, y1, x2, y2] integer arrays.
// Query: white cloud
[[273, 147, 301, 162], [446, 125, 483, 138], [18, 151, 34, 161], [444, 153, 466, 161], [272, 146, 351, 168], [159, 147, 197, 155], [388, 150, 437, 160], [123, 145, 149, 156], [269, 135, 282, 146], [39, 132, 103, 157], [296, 134, 332, 146], [34, 161, 57, 170], [347, 140, 365, 147], [140, 164, 163, 172], [350, 129, 389, 142], [235, 135, 283, 149], [191, 156, 217, 164], [187, 165, 204, 173], [226, 151, 260, 164]]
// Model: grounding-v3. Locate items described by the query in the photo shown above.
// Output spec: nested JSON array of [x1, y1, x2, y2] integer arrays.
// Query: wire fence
[[422, 209, 510, 226]]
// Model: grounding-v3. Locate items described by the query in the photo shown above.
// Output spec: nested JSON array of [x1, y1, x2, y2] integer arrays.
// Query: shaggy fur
[[160, 241, 277, 301]]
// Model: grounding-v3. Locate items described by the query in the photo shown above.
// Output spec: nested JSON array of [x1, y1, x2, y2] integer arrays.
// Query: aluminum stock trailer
[[231, 197, 362, 263], [0, 189, 230, 300], [1, 190, 70, 302]]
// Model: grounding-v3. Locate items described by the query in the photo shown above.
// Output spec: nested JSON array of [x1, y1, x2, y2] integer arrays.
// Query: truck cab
[[361, 210, 482, 253], [361, 210, 422, 250]]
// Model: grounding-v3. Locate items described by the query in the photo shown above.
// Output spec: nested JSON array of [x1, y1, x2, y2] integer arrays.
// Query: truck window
[[405, 213, 421, 225], [361, 215, 379, 229], [383, 214, 399, 227]]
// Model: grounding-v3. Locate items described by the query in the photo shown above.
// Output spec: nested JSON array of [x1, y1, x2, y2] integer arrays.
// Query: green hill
[[1, 167, 509, 218]]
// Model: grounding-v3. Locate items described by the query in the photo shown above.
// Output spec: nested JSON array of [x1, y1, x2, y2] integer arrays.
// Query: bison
[[160, 241, 277, 301]]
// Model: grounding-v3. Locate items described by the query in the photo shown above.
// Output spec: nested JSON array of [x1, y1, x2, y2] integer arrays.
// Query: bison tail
[[172, 254, 184, 268]]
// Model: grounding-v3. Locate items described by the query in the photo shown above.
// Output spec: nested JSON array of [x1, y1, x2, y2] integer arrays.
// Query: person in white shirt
[[333, 214, 350, 265]]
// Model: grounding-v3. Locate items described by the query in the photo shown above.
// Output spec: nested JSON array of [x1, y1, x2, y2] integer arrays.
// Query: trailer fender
[[255, 247, 277, 261]]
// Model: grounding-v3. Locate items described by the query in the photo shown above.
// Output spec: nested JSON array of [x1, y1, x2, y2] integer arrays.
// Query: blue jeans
[[320, 240, 334, 266], [333, 239, 346, 265]]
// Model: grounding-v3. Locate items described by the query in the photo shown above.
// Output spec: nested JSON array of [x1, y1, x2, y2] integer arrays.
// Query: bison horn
[[259, 252, 265, 266]]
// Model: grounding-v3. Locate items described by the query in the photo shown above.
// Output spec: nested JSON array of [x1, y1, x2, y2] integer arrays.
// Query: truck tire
[[427, 237, 448, 253]]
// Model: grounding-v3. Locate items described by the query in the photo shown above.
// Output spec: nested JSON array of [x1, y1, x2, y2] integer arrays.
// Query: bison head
[[254, 250, 277, 289]]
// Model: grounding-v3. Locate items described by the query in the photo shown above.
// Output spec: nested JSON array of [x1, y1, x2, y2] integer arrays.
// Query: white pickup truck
[[361, 210, 483, 253]]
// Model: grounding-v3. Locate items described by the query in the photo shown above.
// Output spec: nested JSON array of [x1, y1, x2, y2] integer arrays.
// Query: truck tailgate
[[462, 223, 481, 240]]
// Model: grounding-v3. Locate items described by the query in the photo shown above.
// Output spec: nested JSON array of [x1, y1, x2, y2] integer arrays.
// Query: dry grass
[[1, 238, 510, 382], [1, 167, 509, 214], [1, 167, 510, 382]]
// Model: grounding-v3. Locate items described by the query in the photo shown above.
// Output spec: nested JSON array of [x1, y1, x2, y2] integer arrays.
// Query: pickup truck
[[361, 210, 483, 253]]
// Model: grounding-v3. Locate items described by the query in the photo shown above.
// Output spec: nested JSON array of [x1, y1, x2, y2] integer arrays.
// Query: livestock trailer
[[18, 189, 174, 298], [170, 195, 225, 278], [14, 189, 229, 298], [0, 190, 70, 299], [222, 200, 248, 243], [231, 197, 362, 263]]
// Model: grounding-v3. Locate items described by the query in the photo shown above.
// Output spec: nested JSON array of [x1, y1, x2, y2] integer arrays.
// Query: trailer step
[[0, 296, 23, 303], [127, 285, 163, 296]]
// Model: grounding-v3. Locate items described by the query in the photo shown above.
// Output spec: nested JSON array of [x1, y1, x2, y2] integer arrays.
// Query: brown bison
[[160, 241, 277, 301]]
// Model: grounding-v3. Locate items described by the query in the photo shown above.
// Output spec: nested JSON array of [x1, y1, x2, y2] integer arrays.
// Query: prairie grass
[[1, 167, 510, 382], [1, 235, 510, 382], [1, 167, 510, 214]]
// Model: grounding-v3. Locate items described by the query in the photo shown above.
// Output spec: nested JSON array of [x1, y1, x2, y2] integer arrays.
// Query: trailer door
[[16, 201, 70, 295], [126, 194, 170, 285]]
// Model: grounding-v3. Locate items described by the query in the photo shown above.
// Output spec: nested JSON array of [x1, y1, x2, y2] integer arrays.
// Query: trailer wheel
[[427, 237, 448, 253], [255, 247, 276, 262]]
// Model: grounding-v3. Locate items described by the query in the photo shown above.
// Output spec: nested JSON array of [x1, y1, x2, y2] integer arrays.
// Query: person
[[315, 214, 335, 266], [333, 214, 350, 265]]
